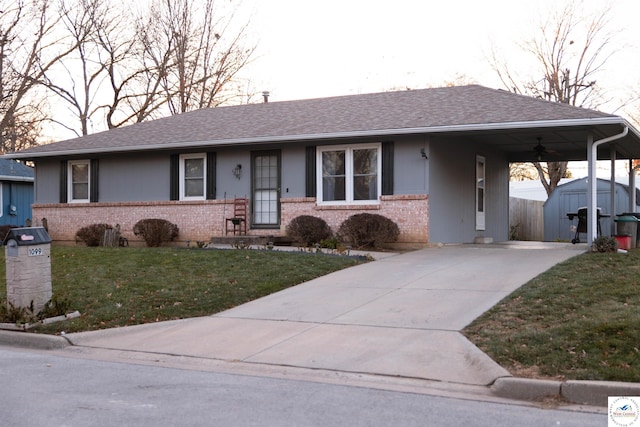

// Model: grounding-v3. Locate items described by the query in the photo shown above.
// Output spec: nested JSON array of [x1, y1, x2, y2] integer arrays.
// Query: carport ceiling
[[433, 121, 640, 163]]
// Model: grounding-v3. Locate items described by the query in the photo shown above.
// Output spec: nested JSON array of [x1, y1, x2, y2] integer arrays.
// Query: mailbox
[[3, 227, 52, 314]]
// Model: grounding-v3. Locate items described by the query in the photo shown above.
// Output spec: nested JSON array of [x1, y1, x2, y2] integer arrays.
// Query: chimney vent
[[262, 91, 270, 103]]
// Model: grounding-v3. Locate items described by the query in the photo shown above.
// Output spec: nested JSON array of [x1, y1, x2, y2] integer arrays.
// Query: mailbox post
[[3, 227, 52, 314]]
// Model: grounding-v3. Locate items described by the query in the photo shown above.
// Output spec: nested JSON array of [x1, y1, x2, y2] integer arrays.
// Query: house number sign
[[28, 247, 43, 257]]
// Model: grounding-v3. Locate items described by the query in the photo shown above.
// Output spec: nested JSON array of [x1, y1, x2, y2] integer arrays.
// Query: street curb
[[492, 377, 640, 407], [0, 330, 70, 350]]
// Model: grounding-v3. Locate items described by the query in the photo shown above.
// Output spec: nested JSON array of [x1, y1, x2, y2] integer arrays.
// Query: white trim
[[68, 159, 90, 203], [316, 143, 382, 205], [179, 153, 206, 201]]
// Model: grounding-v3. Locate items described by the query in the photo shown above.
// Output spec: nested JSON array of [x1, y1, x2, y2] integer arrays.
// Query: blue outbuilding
[[0, 159, 34, 227], [543, 177, 640, 242]]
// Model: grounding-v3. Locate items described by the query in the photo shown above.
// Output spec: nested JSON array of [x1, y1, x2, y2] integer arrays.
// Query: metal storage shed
[[543, 178, 640, 242]]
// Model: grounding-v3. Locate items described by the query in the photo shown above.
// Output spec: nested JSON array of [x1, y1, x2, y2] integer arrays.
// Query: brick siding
[[32, 194, 429, 244]]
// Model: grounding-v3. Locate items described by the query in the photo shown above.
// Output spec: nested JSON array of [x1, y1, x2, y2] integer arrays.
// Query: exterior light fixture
[[232, 164, 242, 179]]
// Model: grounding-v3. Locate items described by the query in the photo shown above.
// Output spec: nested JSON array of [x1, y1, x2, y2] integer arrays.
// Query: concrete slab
[[67, 317, 315, 361], [219, 283, 393, 323], [56, 242, 587, 391], [246, 324, 511, 386], [327, 288, 511, 330]]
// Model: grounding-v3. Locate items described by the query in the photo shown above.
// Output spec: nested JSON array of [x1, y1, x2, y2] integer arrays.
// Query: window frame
[[316, 143, 382, 205], [67, 159, 91, 203], [179, 153, 207, 201]]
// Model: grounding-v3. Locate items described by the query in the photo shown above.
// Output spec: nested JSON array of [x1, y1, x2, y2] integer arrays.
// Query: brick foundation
[[32, 194, 429, 244]]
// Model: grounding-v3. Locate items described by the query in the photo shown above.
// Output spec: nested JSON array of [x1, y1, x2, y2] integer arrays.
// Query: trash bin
[[3, 227, 52, 314], [614, 215, 639, 249], [622, 213, 640, 248]]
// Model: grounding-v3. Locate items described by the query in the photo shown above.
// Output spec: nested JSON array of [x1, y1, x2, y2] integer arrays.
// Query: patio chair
[[225, 196, 248, 235]]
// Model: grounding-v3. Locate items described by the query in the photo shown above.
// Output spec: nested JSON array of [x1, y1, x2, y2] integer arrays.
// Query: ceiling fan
[[533, 137, 559, 161], [533, 138, 546, 161]]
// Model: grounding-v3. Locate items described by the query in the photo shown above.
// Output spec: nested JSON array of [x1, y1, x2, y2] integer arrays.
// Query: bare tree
[[144, 0, 256, 115], [0, 0, 77, 152], [39, 0, 111, 137], [38, 0, 256, 137], [492, 1, 616, 195]]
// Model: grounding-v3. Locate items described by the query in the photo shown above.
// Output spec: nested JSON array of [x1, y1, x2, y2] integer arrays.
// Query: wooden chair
[[225, 196, 248, 235]]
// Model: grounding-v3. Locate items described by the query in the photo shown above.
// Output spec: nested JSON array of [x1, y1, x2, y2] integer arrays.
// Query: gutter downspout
[[630, 159, 635, 212], [587, 126, 629, 246]]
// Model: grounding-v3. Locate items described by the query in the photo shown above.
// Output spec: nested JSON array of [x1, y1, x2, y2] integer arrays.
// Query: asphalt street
[[0, 348, 607, 427]]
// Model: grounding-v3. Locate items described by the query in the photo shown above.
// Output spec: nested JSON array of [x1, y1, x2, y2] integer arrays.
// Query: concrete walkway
[[64, 242, 585, 388]]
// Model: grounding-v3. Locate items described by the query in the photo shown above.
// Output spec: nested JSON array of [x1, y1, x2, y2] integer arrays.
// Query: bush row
[[286, 213, 399, 249], [76, 219, 179, 247], [74, 214, 398, 249]]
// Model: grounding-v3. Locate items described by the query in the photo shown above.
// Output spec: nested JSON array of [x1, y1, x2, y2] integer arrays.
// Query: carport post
[[587, 127, 629, 246], [587, 133, 596, 246], [630, 159, 638, 212], [610, 146, 616, 236]]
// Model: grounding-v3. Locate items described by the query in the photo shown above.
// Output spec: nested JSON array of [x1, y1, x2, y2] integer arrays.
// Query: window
[[68, 160, 90, 203], [476, 155, 486, 231], [179, 153, 206, 200], [317, 143, 381, 204]]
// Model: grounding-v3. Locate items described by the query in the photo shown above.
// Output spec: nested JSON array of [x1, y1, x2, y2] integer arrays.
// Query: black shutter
[[90, 159, 99, 202], [382, 141, 394, 196], [206, 152, 216, 199], [169, 154, 179, 200], [60, 160, 68, 203], [305, 146, 316, 197]]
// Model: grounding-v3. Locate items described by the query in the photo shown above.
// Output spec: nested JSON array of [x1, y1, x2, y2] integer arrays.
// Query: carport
[[431, 117, 640, 245]]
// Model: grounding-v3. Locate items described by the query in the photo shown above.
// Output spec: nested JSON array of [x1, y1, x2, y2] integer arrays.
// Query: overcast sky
[[241, 0, 640, 117], [237, 0, 640, 178]]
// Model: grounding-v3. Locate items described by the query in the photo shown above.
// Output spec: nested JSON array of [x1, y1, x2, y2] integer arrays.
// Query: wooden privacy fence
[[509, 197, 544, 241]]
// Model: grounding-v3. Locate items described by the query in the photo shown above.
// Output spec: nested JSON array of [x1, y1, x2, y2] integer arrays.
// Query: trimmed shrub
[[286, 215, 332, 246], [133, 218, 179, 247], [592, 236, 617, 253], [338, 213, 399, 249], [75, 223, 111, 247]]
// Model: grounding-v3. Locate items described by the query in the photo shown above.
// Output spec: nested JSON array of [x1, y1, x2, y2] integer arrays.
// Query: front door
[[252, 150, 281, 227]]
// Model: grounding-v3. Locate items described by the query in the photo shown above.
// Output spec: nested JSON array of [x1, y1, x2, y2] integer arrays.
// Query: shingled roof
[[3, 85, 634, 159], [0, 159, 34, 181]]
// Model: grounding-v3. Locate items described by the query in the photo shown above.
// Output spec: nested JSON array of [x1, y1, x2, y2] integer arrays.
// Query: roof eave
[[0, 175, 34, 182], [2, 116, 632, 160]]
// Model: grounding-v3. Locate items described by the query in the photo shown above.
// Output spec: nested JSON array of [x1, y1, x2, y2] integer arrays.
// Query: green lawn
[[464, 249, 640, 382], [3, 244, 639, 383], [0, 246, 366, 334]]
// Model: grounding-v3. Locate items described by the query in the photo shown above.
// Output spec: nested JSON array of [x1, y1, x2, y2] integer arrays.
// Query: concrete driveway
[[65, 242, 585, 387]]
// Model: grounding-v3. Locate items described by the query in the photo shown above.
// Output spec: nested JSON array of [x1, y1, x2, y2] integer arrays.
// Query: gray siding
[[215, 150, 250, 199], [100, 154, 169, 202], [281, 146, 306, 197], [34, 160, 59, 204], [428, 137, 509, 244], [393, 136, 428, 195]]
